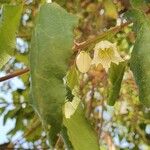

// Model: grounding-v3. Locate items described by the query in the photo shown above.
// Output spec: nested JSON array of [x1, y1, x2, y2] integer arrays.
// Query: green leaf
[[0, 0, 11, 4], [60, 126, 73, 150], [0, 53, 10, 69], [107, 62, 126, 106], [145, 0, 150, 3], [55, 0, 67, 6], [66, 66, 79, 102], [104, 0, 118, 19], [0, 106, 5, 115], [64, 102, 99, 150], [30, 2, 78, 147], [24, 116, 41, 142], [0, 4, 22, 69], [126, 9, 150, 107], [66, 65, 79, 90], [130, 0, 148, 11], [15, 52, 29, 65], [3, 106, 21, 125], [66, 86, 74, 102]]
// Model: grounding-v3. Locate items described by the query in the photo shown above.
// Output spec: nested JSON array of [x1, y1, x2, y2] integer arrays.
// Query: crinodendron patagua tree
[[0, 0, 150, 149]]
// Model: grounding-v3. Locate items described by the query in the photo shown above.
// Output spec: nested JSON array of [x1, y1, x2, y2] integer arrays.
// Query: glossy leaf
[[30, 2, 78, 147]]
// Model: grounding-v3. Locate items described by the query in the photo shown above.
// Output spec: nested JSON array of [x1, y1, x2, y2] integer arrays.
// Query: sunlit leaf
[[0, 4, 22, 69], [66, 65, 79, 90], [64, 102, 99, 150]]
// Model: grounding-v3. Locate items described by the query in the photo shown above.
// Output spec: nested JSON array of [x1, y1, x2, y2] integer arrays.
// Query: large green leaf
[[126, 9, 150, 107], [107, 62, 126, 106], [30, 2, 78, 147], [64, 102, 99, 150], [0, 4, 22, 69]]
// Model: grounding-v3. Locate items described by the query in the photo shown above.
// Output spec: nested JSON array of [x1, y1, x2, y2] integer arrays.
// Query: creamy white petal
[[92, 40, 124, 71]]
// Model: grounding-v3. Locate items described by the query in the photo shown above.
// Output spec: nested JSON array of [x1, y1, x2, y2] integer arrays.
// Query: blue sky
[[0, 71, 25, 144]]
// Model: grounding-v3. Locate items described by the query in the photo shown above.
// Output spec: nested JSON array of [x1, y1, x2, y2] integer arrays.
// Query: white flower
[[76, 51, 92, 73], [92, 40, 123, 71]]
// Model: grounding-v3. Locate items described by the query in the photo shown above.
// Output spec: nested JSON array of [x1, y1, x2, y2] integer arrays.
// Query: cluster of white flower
[[65, 41, 124, 118], [76, 40, 124, 73]]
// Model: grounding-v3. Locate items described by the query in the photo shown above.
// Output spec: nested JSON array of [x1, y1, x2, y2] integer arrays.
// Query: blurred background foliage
[[0, 0, 150, 149]]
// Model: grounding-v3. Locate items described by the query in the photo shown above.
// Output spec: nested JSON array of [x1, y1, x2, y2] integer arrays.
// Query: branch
[[0, 23, 131, 83], [73, 22, 131, 51], [0, 67, 30, 82], [7, 117, 41, 149], [101, 132, 116, 150], [54, 135, 62, 149]]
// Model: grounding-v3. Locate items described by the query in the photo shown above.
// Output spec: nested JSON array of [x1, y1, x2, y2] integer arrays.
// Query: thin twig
[[101, 132, 116, 150], [54, 135, 62, 149], [0, 67, 30, 82], [7, 117, 41, 149]]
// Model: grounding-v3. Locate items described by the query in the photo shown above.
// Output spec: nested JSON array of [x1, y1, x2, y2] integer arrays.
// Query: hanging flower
[[76, 51, 92, 73], [92, 40, 124, 71]]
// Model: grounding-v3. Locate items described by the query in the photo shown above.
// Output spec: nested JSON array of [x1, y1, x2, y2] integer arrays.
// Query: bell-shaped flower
[[92, 40, 124, 71], [76, 51, 92, 73]]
